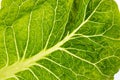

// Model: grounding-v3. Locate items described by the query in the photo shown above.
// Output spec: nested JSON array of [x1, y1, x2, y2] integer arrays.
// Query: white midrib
[[0, 19, 87, 80], [0, 0, 103, 79]]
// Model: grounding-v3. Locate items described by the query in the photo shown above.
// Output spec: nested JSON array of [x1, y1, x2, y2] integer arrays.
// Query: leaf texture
[[0, 0, 120, 80]]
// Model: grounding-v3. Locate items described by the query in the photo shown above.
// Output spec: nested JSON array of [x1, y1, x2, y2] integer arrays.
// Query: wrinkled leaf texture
[[0, 0, 120, 80]]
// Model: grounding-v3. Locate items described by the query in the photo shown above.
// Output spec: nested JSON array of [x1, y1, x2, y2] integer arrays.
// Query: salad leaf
[[0, 0, 120, 80]]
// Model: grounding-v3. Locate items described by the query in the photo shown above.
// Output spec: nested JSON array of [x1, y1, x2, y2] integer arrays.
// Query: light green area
[[0, 0, 120, 80]]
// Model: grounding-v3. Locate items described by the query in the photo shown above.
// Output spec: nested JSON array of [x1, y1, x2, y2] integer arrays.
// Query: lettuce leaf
[[0, 0, 120, 80]]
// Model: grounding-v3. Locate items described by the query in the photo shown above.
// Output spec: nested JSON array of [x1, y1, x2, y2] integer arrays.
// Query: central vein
[[0, 0, 103, 79]]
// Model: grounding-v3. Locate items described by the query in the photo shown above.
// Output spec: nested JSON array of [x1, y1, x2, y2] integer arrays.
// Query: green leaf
[[0, 0, 120, 80]]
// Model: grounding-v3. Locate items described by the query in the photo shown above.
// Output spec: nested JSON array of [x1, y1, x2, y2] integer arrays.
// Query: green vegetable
[[0, 0, 120, 80]]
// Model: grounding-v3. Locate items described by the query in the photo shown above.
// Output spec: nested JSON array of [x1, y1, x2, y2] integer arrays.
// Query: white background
[[113, 1, 120, 80]]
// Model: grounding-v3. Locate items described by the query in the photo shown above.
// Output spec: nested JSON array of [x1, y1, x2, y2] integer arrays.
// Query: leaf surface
[[0, 0, 120, 80]]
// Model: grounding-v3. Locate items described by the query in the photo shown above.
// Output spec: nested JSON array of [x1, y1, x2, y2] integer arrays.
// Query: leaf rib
[[58, 48, 109, 77], [11, 26, 20, 61], [44, 57, 77, 76], [3, 28, 9, 67], [59, 48, 95, 66], [22, 0, 41, 59], [12, 76, 19, 80], [22, 11, 32, 60], [34, 63, 61, 80], [44, 0, 58, 49], [27, 68, 39, 80], [95, 55, 120, 64]]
